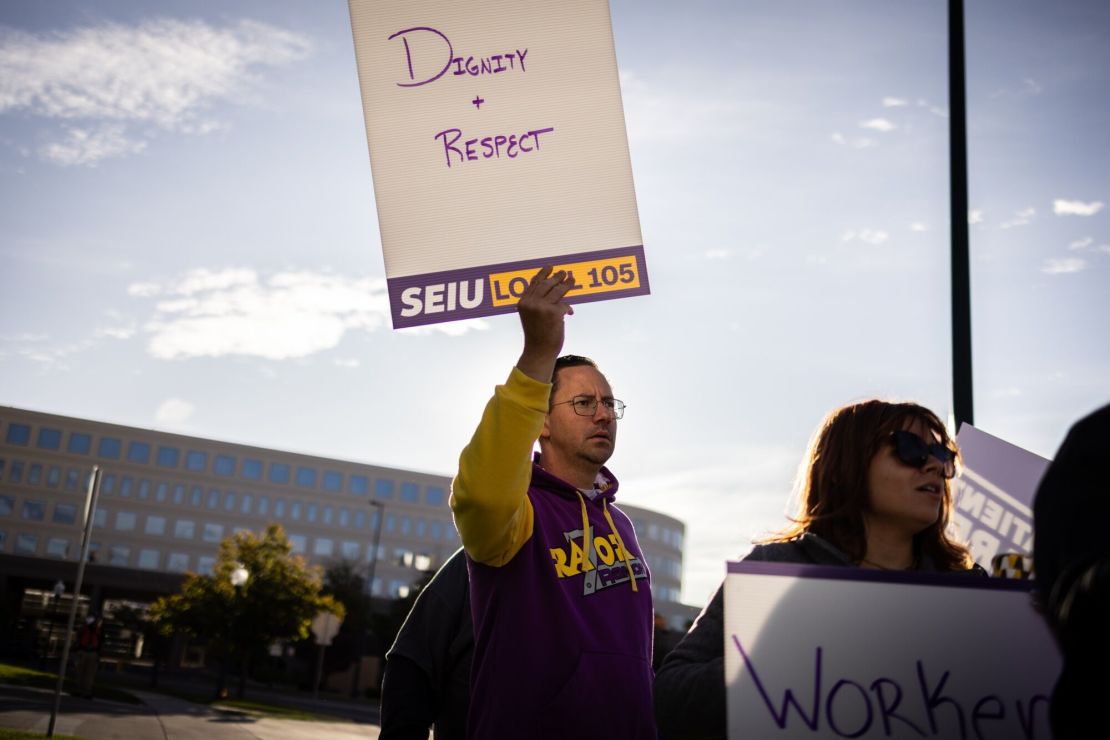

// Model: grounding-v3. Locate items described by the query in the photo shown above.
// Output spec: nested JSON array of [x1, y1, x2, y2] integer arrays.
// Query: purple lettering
[[519, 132, 534, 153], [528, 127, 554, 149], [971, 696, 1003, 740], [1016, 696, 1049, 740], [465, 56, 479, 75], [481, 137, 494, 158], [870, 678, 926, 737], [388, 27, 454, 87], [507, 276, 528, 298], [464, 138, 478, 161], [434, 128, 463, 168], [507, 134, 519, 158], [491, 54, 505, 72], [516, 48, 528, 71], [730, 636, 822, 731], [480, 57, 492, 74], [451, 56, 465, 75], [826, 679, 873, 738], [917, 661, 966, 740], [493, 135, 507, 157]]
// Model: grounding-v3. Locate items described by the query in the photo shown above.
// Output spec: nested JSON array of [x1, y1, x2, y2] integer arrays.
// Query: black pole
[[949, 0, 974, 428]]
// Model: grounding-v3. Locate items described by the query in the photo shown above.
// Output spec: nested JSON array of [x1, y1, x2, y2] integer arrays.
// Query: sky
[[1, 0, 1107, 606]]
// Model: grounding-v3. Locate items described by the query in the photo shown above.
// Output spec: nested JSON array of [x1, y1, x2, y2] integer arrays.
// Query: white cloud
[[1069, 237, 1093, 250], [0, 19, 311, 164], [1000, 207, 1035, 229], [129, 267, 484, 360], [1099, 245, 1110, 255], [859, 118, 897, 132], [334, 358, 361, 368], [831, 132, 875, 149], [968, 209, 984, 224], [155, 398, 195, 425], [704, 248, 732, 260], [1053, 199, 1104, 217], [882, 97, 908, 107], [1041, 257, 1087, 275], [618, 70, 761, 144], [910, 222, 928, 232], [40, 124, 147, 167], [95, 324, 136, 340], [843, 228, 889, 245]]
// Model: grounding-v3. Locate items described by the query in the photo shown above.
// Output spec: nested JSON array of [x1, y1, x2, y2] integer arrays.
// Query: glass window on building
[[108, 545, 130, 566], [0, 496, 13, 517], [207, 489, 219, 509], [46, 537, 70, 558], [375, 479, 395, 500], [28, 464, 42, 485], [295, 467, 317, 489], [97, 437, 122, 459], [415, 518, 427, 538], [290, 501, 302, 521], [197, 556, 215, 576], [242, 459, 263, 481], [101, 474, 116, 495], [306, 503, 317, 523], [173, 484, 185, 505], [214, 455, 236, 476], [289, 534, 306, 554], [115, 511, 137, 531], [389, 580, 406, 598], [52, 503, 77, 525], [269, 463, 290, 484], [224, 491, 236, 512], [370, 509, 380, 532], [126, 441, 151, 464], [167, 552, 189, 573], [400, 482, 419, 503], [426, 486, 446, 507], [8, 460, 23, 483], [349, 475, 369, 496], [385, 513, 395, 533], [202, 523, 224, 543], [240, 493, 252, 514], [322, 506, 334, 525], [338, 507, 350, 527], [341, 541, 359, 559], [93, 509, 108, 528], [0, 458, 5, 480], [138, 479, 151, 499], [37, 428, 62, 450], [67, 432, 92, 455], [323, 471, 342, 492], [185, 450, 208, 472], [46, 466, 61, 488], [371, 577, 382, 596], [648, 523, 659, 540], [156, 446, 180, 468], [5, 423, 31, 446], [273, 499, 285, 518], [65, 468, 80, 492], [21, 500, 46, 521], [174, 520, 196, 539], [258, 496, 269, 516], [145, 515, 166, 536], [16, 533, 38, 554], [119, 477, 133, 498], [313, 538, 334, 556], [400, 516, 411, 536], [354, 510, 365, 529], [430, 520, 443, 540], [156, 482, 168, 502], [0, 529, 6, 550], [138, 549, 160, 569], [191, 486, 202, 507]]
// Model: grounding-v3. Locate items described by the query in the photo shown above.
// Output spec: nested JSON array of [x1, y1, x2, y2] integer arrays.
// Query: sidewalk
[[0, 683, 381, 739]]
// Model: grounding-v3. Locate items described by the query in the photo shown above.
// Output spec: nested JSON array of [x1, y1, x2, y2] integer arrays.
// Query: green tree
[[150, 524, 343, 698]]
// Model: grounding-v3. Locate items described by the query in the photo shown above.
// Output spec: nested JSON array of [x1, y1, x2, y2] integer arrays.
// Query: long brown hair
[[768, 399, 974, 571]]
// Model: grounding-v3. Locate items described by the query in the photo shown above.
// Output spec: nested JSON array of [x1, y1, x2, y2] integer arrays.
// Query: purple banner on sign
[[386, 244, 650, 329]]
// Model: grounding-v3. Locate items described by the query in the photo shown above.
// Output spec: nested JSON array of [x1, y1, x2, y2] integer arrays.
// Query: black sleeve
[[380, 654, 435, 740], [653, 583, 726, 740]]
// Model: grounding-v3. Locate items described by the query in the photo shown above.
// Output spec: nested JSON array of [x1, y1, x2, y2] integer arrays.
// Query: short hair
[[550, 354, 601, 407], [767, 399, 973, 572]]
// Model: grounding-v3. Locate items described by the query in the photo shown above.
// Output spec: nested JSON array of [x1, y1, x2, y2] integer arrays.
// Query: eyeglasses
[[551, 395, 626, 420], [889, 430, 956, 479]]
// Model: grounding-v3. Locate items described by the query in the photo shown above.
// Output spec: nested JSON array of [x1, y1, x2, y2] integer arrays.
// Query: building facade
[[0, 405, 692, 631]]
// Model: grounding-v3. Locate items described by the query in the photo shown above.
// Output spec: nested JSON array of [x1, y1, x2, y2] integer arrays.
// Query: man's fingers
[[525, 267, 574, 302]]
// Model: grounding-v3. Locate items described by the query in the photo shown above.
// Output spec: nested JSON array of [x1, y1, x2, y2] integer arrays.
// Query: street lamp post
[[352, 500, 385, 698], [216, 564, 249, 700]]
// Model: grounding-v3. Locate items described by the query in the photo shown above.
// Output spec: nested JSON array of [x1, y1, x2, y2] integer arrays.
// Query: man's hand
[[515, 266, 575, 383]]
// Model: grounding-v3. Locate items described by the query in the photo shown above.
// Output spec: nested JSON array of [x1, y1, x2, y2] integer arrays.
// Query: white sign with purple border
[[724, 561, 1058, 739], [348, 0, 648, 329], [952, 423, 1051, 570]]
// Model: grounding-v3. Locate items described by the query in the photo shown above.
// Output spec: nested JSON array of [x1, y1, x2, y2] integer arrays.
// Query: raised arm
[[450, 268, 576, 566]]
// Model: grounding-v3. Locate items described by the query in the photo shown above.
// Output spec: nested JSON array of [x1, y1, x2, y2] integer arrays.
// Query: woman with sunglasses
[[653, 399, 984, 740]]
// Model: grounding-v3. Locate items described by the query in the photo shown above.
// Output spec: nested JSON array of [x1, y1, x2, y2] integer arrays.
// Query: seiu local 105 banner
[[348, 0, 649, 329], [724, 562, 1058, 740]]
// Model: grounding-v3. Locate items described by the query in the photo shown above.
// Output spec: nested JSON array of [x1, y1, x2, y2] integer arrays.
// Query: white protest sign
[[311, 612, 342, 646], [953, 423, 1051, 569], [724, 561, 1058, 739], [348, 0, 648, 329]]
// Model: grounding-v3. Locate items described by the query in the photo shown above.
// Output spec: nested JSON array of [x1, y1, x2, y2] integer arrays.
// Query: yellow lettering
[[594, 535, 615, 565], [568, 538, 595, 572], [608, 534, 627, 562], [550, 547, 576, 578]]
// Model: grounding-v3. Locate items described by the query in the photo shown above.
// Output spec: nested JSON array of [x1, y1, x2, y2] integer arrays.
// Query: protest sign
[[724, 561, 1058, 739], [953, 423, 1051, 569], [348, 0, 648, 329]]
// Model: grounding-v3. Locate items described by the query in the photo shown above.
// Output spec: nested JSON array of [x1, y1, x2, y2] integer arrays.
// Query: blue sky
[[2, 0, 1107, 605]]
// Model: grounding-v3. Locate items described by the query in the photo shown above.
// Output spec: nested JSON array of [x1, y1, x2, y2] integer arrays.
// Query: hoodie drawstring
[[576, 492, 639, 593]]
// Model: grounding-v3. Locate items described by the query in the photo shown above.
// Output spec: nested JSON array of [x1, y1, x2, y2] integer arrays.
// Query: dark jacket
[[653, 533, 982, 740]]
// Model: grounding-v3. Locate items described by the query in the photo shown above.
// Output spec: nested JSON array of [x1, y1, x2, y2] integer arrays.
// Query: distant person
[[380, 548, 472, 740], [654, 399, 984, 739], [451, 267, 655, 738], [1033, 402, 1110, 740], [75, 613, 103, 699]]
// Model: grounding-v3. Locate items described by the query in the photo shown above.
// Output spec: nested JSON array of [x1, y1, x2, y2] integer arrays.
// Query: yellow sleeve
[[450, 367, 550, 566]]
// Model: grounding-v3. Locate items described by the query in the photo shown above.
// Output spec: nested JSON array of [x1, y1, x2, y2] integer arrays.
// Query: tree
[[150, 524, 344, 699]]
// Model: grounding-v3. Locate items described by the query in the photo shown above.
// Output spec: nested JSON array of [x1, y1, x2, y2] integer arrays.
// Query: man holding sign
[[450, 267, 655, 738]]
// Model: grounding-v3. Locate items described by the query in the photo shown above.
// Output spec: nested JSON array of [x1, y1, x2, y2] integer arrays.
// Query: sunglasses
[[889, 430, 957, 479]]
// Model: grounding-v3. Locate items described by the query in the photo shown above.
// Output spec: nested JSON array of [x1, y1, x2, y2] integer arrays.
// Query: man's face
[[541, 365, 618, 472]]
